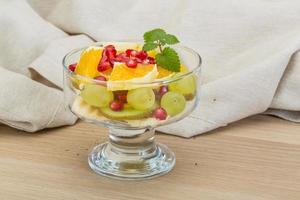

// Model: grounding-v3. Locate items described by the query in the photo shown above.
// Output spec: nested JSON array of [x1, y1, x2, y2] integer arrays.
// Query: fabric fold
[[0, 67, 76, 132], [29, 35, 94, 88], [0, 0, 300, 136]]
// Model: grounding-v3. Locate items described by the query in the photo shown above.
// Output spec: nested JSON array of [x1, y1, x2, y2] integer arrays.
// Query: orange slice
[[75, 47, 103, 78], [107, 63, 158, 91], [157, 66, 173, 79], [156, 64, 188, 79]]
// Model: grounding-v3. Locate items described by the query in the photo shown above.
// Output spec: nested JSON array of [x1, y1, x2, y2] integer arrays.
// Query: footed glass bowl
[[63, 42, 201, 180]]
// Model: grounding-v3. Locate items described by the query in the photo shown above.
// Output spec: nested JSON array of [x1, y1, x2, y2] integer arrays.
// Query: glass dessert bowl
[[63, 39, 201, 180]]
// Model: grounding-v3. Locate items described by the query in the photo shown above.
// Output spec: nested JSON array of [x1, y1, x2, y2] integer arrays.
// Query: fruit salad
[[64, 29, 199, 128]]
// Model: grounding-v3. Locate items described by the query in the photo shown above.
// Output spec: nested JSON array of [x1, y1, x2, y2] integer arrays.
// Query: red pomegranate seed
[[110, 101, 124, 111], [142, 59, 149, 65], [110, 59, 115, 65], [114, 56, 123, 62], [133, 57, 143, 63], [130, 50, 138, 57], [125, 49, 133, 57], [147, 57, 156, 64], [104, 45, 115, 51], [68, 63, 77, 72], [98, 61, 111, 71], [102, 45, 117, 66], [158, 86, 168, 96], [154, 107, 167, 120], [126, 59, 138, 68], [115, 53, 129, 62], [136, 51, 148, 60], [94, 76, 107, 81], [101, 51, 108, 62], [106, 49, 117, 60]]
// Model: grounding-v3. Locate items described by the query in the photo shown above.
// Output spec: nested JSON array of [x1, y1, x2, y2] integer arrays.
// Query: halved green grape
[[127, 88, 155, 110], [81, 84, 113, 108], [161, 91, 186, 116], [168, 73, 197, 100], [100, 104, 152, 120]]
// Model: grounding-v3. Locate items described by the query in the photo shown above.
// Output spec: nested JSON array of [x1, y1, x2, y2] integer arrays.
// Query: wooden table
[[0, 115, 299, 200]]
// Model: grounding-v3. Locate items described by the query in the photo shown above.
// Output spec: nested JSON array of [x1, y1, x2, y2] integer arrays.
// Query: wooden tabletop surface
[[0, 115, 299, 200]]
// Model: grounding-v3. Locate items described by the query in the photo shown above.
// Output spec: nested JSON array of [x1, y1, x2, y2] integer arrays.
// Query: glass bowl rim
[[62, 42, 202, 85]]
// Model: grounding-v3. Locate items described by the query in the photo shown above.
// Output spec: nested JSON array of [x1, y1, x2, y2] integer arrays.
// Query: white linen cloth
[[0, 0, 299, 137]]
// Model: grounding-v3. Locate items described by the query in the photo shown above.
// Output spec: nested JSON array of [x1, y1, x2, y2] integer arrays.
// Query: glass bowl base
[[88, 142, 175, 180]]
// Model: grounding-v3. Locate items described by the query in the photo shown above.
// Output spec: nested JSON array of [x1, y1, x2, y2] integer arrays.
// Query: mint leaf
[[164, 34, 179, 44], [155, 47, 180, 72], [142, 28, 181, 71], [143, 28, 166, 43], [142, 42, 158, 51]]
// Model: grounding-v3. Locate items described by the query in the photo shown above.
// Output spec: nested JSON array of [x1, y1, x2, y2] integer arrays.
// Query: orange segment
[[156, 64, 188, 79], [109, 63, 156, 81], [107, 63, 158, 91], [157, 66, 173, 79], [75, 47, 103, 78]]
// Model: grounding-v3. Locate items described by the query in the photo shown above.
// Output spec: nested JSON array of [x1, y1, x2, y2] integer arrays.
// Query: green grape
[[168, 73, 197, 100], [100, 104, 152, 120], [127, 88, 155, 110], [81, 84, 113, 108], [161, 91, 186, 116]]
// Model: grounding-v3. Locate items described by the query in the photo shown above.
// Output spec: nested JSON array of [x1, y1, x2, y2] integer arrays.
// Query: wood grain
[[0, 115, 299, 200]]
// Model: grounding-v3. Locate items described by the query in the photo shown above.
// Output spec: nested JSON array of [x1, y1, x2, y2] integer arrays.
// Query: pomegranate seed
[[104, 45, 115, 51], [126, 59, 138, 68], [154, 107, 167, 120], [99, 55, 113, 68], [142, 59, 149, 65], [136, 51, 148, 60], [158, 86, 168, 96], [106, 49, 117, 60], [98, 61, 111, 71], [133, 57, 143, 63], [101, 51, 108, 62], [130, 50, 138, 57], [125, 49, 133, 57], [114, 56, 123, 62], [94, 76, 107, 81], [101, 45, 117, 66], [68, 63, 77, 72], [110, 101, 124, 111], [115, 53, 129, 62], [147, 57, 156, 64], [115, 91, 128, 103]]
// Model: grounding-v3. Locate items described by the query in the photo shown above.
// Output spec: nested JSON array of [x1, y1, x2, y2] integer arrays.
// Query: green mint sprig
[[142, 28, 180, 72]]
